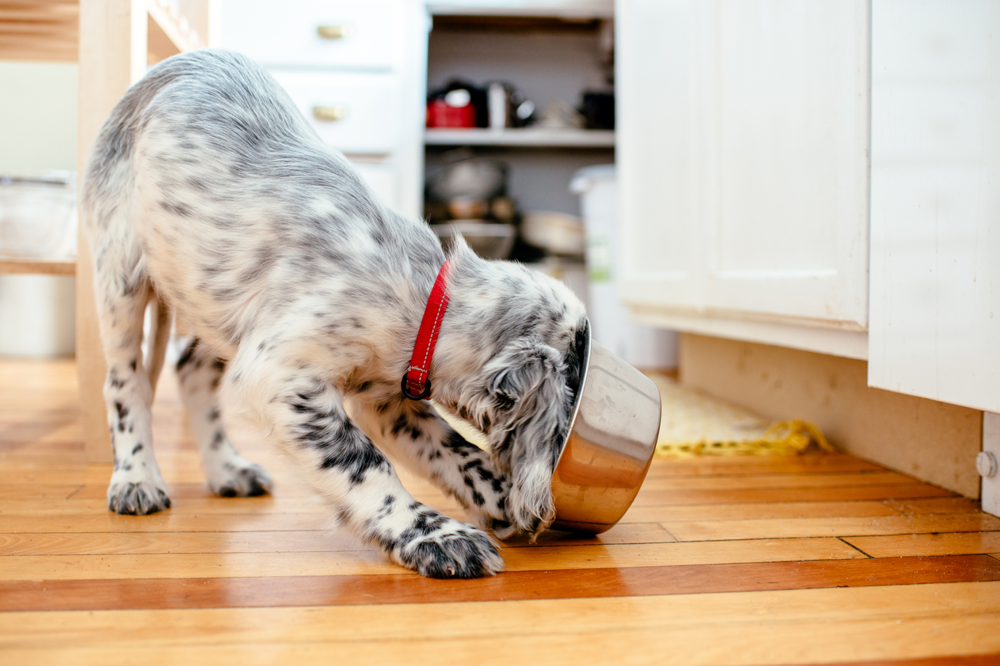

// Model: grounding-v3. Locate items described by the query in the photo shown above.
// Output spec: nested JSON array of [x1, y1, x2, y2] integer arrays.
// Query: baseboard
[[679, 333, 983, 498]]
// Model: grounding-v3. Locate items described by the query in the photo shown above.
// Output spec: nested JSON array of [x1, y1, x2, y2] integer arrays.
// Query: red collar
[[401, 261, 452, 400]]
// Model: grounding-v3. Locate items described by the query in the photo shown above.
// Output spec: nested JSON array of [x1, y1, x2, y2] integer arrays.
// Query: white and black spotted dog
[[81, 50, 588, 579]]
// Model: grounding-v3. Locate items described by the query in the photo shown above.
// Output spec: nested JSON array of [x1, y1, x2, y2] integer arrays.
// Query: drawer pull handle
[[313, 106, 348, 122], [317, 24, 353, 39]]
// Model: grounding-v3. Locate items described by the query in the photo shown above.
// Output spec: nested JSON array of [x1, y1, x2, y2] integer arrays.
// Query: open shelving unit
[[0, 257, 77, 275], [1, 0, 216, 463], [425, 2, 615, 220], [0, 0, 213, 279], [0, 0, 209, 64]]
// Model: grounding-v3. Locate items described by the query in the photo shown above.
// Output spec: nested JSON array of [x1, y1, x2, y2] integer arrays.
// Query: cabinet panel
[[617, 0, 870, 328], [869, 0, 1000, 412], [221, 0, 404, 71], [712, 0, 869, 326], [270, 70, 401, 155], [616, 0, 704, 310]]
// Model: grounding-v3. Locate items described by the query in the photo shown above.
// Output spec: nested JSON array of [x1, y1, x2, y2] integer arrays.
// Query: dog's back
[[82, 49, 442, 359]]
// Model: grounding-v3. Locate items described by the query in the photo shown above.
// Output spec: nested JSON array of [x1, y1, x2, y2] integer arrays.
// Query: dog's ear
[[483, 338, 569, 538]]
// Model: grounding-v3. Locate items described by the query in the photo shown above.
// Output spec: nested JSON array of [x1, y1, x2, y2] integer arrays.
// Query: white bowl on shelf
[[431, 220, 516, 260]]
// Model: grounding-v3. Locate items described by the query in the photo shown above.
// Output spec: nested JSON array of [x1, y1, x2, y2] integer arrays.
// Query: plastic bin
[[571, 164, 677, 369]]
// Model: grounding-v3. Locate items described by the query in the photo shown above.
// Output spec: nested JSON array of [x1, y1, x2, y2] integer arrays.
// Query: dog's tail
[[145, 294, 171, 399]]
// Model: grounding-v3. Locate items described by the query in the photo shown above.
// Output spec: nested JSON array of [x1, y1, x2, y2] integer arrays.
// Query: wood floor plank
[[4, 496, 973, 530], [1, 582, 999, 666], [664, 513, 1000, 542], [0, 538, 866, 581], [843, 532, 1000, 558], [0, 523, 675, 556], [781, 655, 1000, 666], [5, 616, 1000, 666], [621, 500, 899, 523], [884, 497, 985, 515], [2, 555, 997, 612], [0, 512, 331, 534], [0, 530, 361, 556], [0, 469, 86, 485], [0, 495, 327, 515], [643, 454, 885, 477], [630, 483, 952, 506], [5, 469, 916, 494], [641, 470, 918, 491], [6, 581, 1000, 644], [0, 484, 81, 499]]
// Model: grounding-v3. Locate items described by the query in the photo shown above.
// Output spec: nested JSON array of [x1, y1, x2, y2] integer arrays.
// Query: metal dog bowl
[[551, 326, 662, 534]]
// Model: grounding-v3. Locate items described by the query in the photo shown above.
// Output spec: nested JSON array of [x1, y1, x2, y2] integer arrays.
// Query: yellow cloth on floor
[[434, 373, 833, 458], [648, 373, 833, 458]]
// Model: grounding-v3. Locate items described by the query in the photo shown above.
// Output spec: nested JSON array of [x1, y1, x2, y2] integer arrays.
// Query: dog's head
[[442, 239, 589, 537]]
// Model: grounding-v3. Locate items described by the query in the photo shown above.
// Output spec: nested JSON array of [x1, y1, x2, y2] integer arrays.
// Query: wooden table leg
[[76, 228, 111, 463], [77, 0, 147, 464]]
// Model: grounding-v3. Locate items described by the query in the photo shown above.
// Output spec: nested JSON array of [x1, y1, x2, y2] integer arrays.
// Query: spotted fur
[[81, 50, 587, 578]]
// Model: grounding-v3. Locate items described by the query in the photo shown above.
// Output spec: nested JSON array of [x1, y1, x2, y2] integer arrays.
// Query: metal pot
[[551, 324, 662, 534]]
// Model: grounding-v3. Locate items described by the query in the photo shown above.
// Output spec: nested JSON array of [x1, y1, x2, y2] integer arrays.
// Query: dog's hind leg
[[223, 353, 503, 578], [174, 337, 273, 497], [90, 244, 171, 514], [351, 398, 514, 538]]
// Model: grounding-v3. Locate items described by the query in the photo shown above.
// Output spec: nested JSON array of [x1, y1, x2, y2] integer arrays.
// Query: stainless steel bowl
[[551, 326, 662, 534]]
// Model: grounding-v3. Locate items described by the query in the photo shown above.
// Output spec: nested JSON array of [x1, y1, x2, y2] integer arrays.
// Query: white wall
[[0, 62, 78, 175], [0, 61, 79, 358]]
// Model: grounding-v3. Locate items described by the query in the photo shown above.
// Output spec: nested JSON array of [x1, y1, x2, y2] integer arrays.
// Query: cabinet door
[[617, 0, 870, 329], [868, 0, 1000, 412]]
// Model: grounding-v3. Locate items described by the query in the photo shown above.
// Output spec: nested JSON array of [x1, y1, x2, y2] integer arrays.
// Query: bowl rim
[[553, 318, 592, 472]]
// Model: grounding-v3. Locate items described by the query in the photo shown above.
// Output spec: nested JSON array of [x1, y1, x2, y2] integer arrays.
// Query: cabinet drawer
[[272, 71, 401, 155], [221, 0, 404, 70]]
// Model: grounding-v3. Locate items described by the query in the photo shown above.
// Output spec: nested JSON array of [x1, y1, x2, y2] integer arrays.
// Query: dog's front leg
[[351, 398, 514, 538], [224, 358, 503, 578]]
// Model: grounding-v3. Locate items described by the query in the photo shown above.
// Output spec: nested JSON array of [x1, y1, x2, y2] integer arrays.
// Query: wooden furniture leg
[[77, 0, 147, 464]]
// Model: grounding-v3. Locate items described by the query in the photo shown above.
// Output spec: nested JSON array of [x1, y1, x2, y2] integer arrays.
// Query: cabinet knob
[[977, 452, 998, 478], [317, 24, 353, 40], [312, 106, 349, 123]]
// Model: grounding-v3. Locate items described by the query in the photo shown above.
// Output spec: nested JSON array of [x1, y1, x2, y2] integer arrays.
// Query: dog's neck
[[419, 244, 562, 434]]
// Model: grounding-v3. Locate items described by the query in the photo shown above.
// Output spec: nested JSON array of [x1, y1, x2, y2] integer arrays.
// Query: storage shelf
[[425, 128, 614, 148], [427, 1, 613, 19], [0, 257, 76, 276]]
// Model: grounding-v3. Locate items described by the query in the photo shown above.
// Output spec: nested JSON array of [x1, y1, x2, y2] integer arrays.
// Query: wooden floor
[[2, 359, 999, 666]]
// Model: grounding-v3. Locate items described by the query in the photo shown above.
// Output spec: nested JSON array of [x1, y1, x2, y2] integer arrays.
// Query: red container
[[427, 99, 476, 128]]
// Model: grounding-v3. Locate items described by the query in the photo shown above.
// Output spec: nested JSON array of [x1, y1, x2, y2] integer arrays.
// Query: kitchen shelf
[[0, 257, 76, 276], [424, 128, 614, 148], [427, 1, 613, 18]]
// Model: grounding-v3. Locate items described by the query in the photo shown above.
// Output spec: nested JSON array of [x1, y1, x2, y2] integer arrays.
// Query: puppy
[[81, 50, 588, 578]]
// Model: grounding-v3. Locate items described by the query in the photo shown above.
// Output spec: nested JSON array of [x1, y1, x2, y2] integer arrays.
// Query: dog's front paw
[[107, 479, 171, 515], [208, 460, 273, 498], [397, 521, 503, 578]]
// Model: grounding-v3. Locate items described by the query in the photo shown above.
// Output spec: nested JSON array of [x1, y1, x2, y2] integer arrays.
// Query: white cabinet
[[221, 0, 428, 218], [616, 0, 871, 357], [868, 0, 1000, 413], [618, 0, 1000, 414]]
